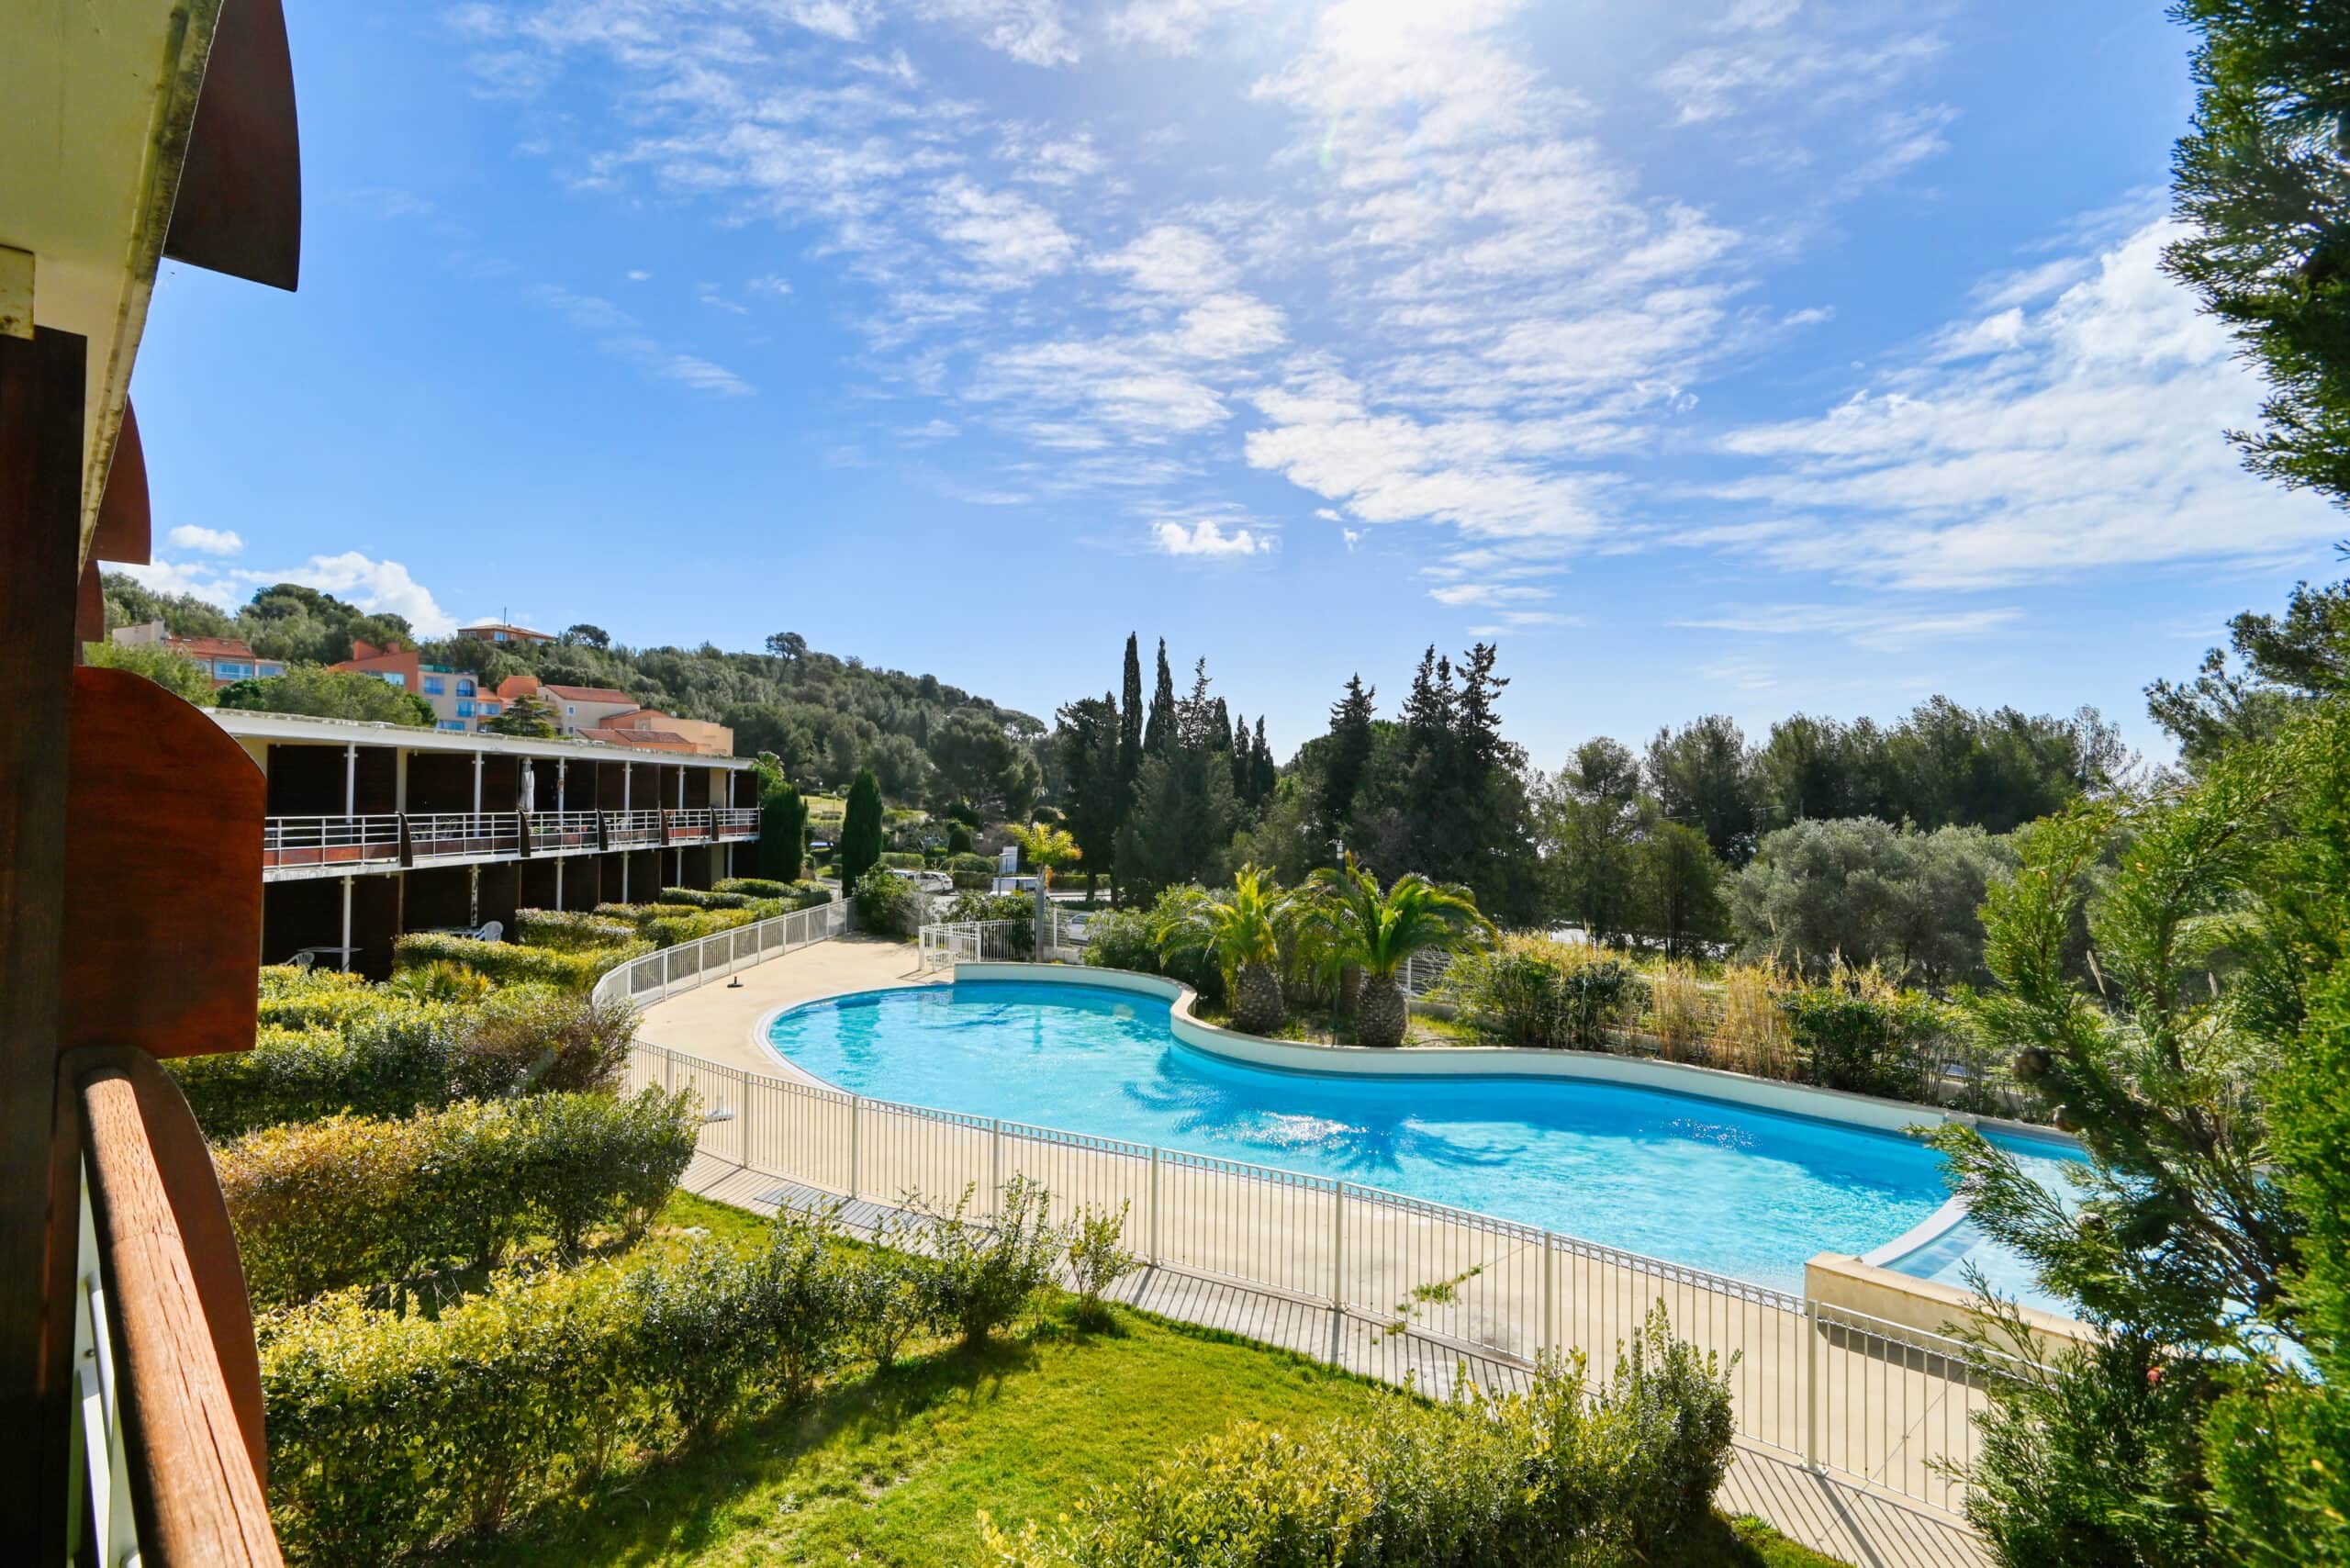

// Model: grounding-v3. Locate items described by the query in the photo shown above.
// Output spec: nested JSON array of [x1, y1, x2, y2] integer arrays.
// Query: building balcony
[[527, 809, 603, 857], [262, 813, 403, 879], [407, 812, 522, 867], [255, 807, 759, 880], [605, 809, 665, 849]]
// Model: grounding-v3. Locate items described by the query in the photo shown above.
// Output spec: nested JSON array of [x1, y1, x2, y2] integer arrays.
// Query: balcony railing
[[605, 809, 664, 849], [527, 809, 602, 856], [261, 813, 402, 877], [406, 812, 522, 866], [255, 807, 759, 878]]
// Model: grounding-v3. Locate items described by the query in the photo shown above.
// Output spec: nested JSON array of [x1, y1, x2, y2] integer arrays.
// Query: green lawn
[[433, 1194, 1847, 1568]]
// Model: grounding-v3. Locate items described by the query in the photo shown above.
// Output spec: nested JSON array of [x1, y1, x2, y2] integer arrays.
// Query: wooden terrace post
[[0, 325, 89, 1557]]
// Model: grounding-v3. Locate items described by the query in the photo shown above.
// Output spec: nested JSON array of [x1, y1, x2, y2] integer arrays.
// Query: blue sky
[[125, 0, 2343, 768]]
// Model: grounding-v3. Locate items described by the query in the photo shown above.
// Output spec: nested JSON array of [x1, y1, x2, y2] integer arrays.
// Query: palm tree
[[1006, 820, 1081, 955], [1304, 859, 1492, 1047], [1159, 866, 1291, 1036]]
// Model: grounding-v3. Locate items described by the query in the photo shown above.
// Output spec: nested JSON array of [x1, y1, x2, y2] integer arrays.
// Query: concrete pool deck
[[641, 937, 1992, 1568]]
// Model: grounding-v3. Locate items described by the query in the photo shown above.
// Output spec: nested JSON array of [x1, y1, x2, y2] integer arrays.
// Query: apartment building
[[496, 674, 640, 734], [333, 639, 509, 732], [460, 620, 554, 646], [108, 620, 286, 686], [221, 708, 763, 976], [596, 706, 736, 756]]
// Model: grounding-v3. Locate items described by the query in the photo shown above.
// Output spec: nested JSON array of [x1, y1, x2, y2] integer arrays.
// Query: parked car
[[887, 867, 954, 895]]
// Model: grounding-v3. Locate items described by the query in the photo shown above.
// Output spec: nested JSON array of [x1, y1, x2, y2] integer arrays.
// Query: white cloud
[[1152, 517, 1269, 557], [748, 274, 793, 296], [1342, 528, 1363, 550], [1673, 603, 2020, 653], [930, 178, 1077, 286], [528, 282, 756, 396], [1108, 0, 1253, 54], [662, 354, 756, 395], [1710, 218, 2339, 588], [1093, 225, 1237, 302], [165, 524, 245, 556], [917, 0, 1078, 66]]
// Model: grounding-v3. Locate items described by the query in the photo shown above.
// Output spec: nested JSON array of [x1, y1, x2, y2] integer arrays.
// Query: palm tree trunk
[[1357, 974, 1407, 1047], [1337, 962, 1362, 1018], [1232, 959, 1286, 1036]]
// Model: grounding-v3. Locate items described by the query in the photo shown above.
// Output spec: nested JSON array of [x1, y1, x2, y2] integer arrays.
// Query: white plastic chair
[[475, 920, 504, 944]]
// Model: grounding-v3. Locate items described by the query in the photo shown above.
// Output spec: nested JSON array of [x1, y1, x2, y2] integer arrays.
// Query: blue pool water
[[767, 980, 2082, 1300]]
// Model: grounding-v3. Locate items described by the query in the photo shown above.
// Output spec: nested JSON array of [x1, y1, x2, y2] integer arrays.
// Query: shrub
[[218, 1089, 699, 1304], [714, 877, 790, 899], [657, 885, 758, 910], [386, 958, 495, 1004], [879, 851, 925, 869], [1081, 906, 1159, 974], [1640, 961, 1712, 1061], [262, 1263, 638, 1562], [453, 986, 640, 1099], [1064, 1202, 1140, 1329], [947, 822, 975, 855], [513, 907, 639, 951], [1716, 963, 1796, 1078], [845, 1246, 932, 1370], [747, 1205, 856, 1402], [396, 931, 647, 991], [1777, 976, 1943, 1099], [979, 1305, 1737, 1567], [942, 890, 1036, 956], [255, 965, 377, 1029], [854, 864, 925, 938], [170, 1010, 457, 1138], [901, 1179, 1058, 1348], [640, 905, 754, 949], [1446, 937, 1632, 1050]]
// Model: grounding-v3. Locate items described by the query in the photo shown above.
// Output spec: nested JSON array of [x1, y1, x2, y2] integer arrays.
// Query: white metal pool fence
[[590, 900, 848, 1009]]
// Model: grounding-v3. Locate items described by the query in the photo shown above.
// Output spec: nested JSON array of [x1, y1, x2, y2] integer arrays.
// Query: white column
[[556, 759, 568, 812], [339, 876, 353, 972], [342, 744, 357, 817], [394, 748, 408, 813], [622, 762, 632, 812], [472, 752, 485, 813]]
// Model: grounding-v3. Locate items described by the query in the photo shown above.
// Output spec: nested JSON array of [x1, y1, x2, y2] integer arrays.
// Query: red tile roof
[[544, 684, 635, 704], [579, 725, 692, 747], [172, 635, 259, 661]]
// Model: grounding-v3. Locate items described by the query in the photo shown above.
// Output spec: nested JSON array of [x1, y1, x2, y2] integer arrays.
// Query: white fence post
[[990, 1118, 1002, 1219], [848, 1094, 862, 1200], [1541, 1230, 1555, 1354], [1330, 1182, 1347, 1309], [738, 1071, 752, 1165], [1804, 1295, 1821, 1472], [1149, 1145, 1161, 1265]]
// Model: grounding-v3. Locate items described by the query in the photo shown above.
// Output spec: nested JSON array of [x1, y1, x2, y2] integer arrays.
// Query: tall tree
[[839, 769, 884, 893], [1635, 818, 1729, 960], [756, 773, 809, 883], [1320, 675, 1376, 837], [1055, 693, 1121, 899], [1644, 715, 1755, 865], [1539, 738, 1644, 942], [1251, 716, 1276, 805], [2149, 576, 2350, 768], [2165, 0, 2350, 510], [1142, 638, 1177, 757]]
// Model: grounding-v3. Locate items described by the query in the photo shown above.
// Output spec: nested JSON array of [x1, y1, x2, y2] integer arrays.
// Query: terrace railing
[[526, 809, 603, 856], [917, 918, 1029, 969], [260, 813, 401, 877], [603, 809, 665, 849], [628, 1025, 2019, 1522], [405, 811, 521, 866], [664, 808, 714, 842], [711, 806, 759, 840]]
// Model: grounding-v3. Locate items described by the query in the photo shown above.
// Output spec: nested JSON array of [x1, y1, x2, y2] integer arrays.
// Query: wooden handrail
[[80, 1068, 283, 1565]]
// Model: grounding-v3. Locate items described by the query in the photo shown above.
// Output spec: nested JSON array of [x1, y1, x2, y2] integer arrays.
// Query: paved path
[[647, 944, 1989, 1568]]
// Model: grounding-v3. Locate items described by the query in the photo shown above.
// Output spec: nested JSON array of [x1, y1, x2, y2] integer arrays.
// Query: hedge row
[[395, 931, 650, 991], [512, 908, 639, 951], [169, 984, 639, 1137], [980, 1307, 1736, 1568], [261, 1188, 1076, 1564], [221, 1089, 698, 1304]]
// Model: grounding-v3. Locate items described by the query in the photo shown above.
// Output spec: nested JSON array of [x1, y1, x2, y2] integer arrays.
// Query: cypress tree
[[1230, 708, 1252, 802], [1210, 696, 1235, 758], [840, 769, 884, 892], [757, 778, 808, 882], [1252, 716, 1276, 803], [1142, 639, 1177, 756]]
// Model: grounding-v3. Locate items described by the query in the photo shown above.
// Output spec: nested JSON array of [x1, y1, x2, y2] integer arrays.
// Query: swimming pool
[[765, 979, 2080, 1302]]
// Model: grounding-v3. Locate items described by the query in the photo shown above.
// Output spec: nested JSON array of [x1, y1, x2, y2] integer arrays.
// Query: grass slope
[[434, 1194, 1845, 1568]]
